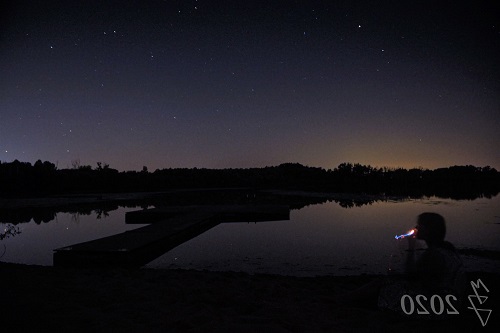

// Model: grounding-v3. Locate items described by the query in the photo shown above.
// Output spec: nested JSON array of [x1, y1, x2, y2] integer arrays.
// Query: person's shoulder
[[421, 246, 456, 264], [434, 245, 463, 267], [438, 243, 460, 257], [441, 241, 457, 252]]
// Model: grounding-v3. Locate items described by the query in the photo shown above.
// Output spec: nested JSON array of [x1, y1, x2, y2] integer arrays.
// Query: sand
[[2, 262, 498, 332]]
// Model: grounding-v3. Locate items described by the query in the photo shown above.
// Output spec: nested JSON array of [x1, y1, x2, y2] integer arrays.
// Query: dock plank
[[53, 205, 289, 268], [125, 204, 290, 224], [53, 212, 217, 267]]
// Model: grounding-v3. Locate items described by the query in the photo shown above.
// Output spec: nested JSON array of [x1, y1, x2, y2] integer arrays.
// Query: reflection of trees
[[95, 209, 109, 219], [0, 191, 415, 226], [0, 204, 120, 225], [0, 224, 20, 241], [0, 208, 113, 225], [71, 212, 80, 224], [1, 224, 21, 259], [335, 199, 374, 209], [0, 209, 55, 224], [0, 200, 150, 225]]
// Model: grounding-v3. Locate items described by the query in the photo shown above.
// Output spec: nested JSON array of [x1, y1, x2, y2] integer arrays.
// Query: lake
[[1, 195, 499, 276]]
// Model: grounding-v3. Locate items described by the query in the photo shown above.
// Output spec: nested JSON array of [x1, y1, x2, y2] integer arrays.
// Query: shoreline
[[2, 262, 499, 332]]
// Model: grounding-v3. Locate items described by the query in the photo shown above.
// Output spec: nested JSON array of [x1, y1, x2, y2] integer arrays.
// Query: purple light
[[395, 229, 415, 240]]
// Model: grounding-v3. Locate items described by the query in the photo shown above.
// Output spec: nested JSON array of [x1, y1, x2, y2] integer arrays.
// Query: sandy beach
[[2, 262, 498, 332]]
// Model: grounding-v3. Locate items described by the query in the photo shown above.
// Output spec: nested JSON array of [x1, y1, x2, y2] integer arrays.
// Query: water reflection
[[1, 194, 499, 276], [145, 196, 500, 276], [0, 192, 399, 268], [0, 206, 149, 265], [0, 189, 484, 226], [0, 202, 148, 225]]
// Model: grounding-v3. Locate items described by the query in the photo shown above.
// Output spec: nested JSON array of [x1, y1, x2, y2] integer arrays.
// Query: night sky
[[1, 1, 499, 171]]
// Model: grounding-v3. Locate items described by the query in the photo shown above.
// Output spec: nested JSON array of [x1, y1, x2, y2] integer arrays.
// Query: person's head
[[416, 212, 446, 246]]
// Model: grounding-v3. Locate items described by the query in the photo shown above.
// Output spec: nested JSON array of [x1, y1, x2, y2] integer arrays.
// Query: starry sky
[[1, 0, 499, 171]]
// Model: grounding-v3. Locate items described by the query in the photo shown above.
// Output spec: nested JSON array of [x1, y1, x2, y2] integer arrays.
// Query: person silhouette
[[342, 213, 466, 314], [378, 212, 467, 314]]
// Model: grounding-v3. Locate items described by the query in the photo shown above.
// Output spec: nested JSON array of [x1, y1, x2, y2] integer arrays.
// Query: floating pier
[[53, 205, 289, 268]]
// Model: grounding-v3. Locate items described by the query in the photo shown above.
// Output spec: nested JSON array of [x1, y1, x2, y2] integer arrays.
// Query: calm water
[[1, 196, 499, 276], [0, 207, 149, 266]]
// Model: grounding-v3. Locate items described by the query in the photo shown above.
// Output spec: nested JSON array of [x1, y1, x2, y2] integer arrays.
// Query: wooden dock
[[125, 204, 291, 224], [53, 205, 289, 268]]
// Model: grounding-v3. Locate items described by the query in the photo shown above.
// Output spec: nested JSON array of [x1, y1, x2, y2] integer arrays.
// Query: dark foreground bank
[[1, 263, 499, 332]]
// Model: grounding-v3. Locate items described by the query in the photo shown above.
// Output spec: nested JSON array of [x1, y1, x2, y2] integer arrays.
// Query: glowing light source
[[394, 229, 415, 239]]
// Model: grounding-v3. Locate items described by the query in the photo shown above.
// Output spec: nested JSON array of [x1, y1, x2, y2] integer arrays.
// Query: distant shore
[[2, 160, 499, 200], [2, 262, 499, 332]]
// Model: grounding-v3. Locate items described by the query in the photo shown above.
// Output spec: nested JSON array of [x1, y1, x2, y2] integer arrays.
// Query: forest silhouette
[[1, 160, 498, 200]]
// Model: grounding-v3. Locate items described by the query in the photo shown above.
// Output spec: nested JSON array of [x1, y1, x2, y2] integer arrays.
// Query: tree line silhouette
[[1, 160, 499, 199]]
